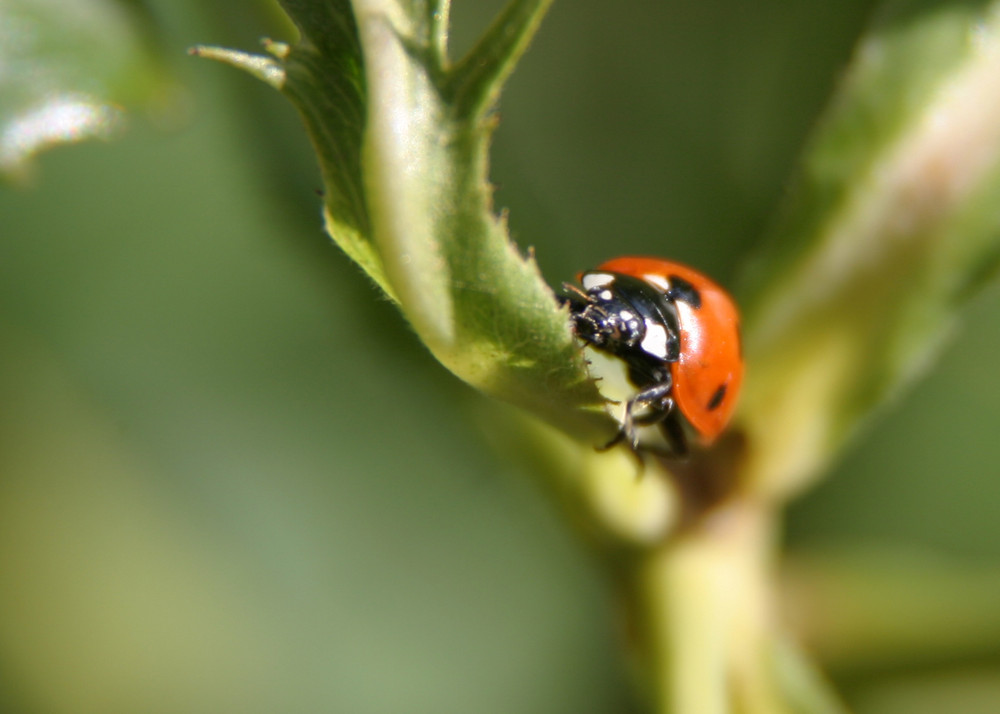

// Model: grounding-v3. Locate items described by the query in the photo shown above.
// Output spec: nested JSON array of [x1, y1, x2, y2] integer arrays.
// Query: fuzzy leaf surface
[[256, 0, 612, 441]]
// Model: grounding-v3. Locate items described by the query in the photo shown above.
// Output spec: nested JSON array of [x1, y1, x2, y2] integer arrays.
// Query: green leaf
[[278, 0, 387, 295], [444, 0, 554, 118], [0, 0, 165, 181], [195, 0, 612, 443], [785, 547, 1000, 673], [738, 0, 1000, 498], [355, 0, 605, 429]]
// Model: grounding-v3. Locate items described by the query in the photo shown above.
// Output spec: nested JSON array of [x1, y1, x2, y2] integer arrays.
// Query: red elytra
[[594, 256, 743, 442]]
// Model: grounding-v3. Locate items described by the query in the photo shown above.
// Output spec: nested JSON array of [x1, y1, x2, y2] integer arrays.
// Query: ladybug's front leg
[[600, 380, 675, 451]]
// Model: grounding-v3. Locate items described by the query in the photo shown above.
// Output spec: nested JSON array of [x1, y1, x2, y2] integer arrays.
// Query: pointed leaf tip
[[189, 45, 286, 90]]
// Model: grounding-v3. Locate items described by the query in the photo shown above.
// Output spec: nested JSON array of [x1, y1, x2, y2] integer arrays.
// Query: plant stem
[[626, 502, 781, 714]]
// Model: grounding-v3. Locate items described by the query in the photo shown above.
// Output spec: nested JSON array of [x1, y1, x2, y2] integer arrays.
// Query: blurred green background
[[3, 1, 1000, 712]]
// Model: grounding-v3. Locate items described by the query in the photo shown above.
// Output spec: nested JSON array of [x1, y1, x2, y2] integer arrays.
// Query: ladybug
[[562, 256, 743, 456]]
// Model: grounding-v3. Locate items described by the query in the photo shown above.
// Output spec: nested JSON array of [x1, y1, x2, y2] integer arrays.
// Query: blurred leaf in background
[[3, 1, 1000, 713], [0, 0, 168, 181]]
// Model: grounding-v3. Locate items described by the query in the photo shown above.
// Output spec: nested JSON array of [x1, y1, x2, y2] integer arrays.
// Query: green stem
[[627, 504, 782, 714]]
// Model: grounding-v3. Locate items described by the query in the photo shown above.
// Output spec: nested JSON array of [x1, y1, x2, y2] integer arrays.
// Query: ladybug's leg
[[658, 412, 688, 457], [599, 380, 674, 451]]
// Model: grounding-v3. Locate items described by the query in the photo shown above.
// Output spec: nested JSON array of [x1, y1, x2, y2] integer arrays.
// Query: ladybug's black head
[[561, 271, 681, 365]]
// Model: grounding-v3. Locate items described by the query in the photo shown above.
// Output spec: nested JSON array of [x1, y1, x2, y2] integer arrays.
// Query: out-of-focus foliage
[[739, 0, 1000, 502], [0, 0, 167, 181], [3, 1, 1000, 713]]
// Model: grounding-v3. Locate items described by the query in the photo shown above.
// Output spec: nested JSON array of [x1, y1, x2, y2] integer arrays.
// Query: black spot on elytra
[[706, 383, 727, 411], [668, 275, 702, 309]]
